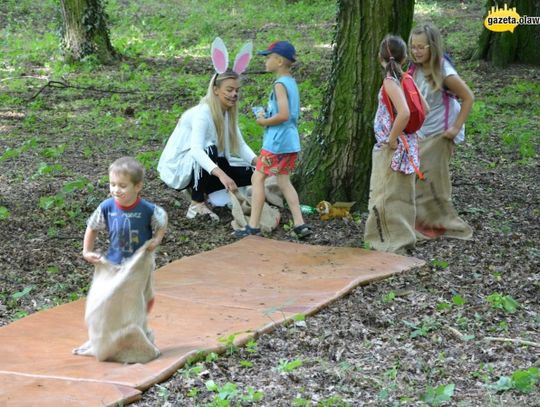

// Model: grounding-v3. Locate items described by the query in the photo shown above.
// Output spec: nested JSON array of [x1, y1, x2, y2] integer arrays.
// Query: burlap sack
[[264, 176, 284, 208], [229, 189, 281, 233], [364, 146, 416, 253], [73, 242, 160, 364], [415, 135, 473, 240]]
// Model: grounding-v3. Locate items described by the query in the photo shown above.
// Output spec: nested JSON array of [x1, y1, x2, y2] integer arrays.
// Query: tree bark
[[295, 0, 414, 208], [476, 0, 540, 67], [60, 0, 118, 63]]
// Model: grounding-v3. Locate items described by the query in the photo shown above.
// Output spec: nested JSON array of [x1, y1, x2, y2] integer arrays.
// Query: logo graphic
[[484, 4, 520, 33]]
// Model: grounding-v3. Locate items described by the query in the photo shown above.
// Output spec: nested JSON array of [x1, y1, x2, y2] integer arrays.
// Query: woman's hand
[[211, 166, 238, 192], [219, 173, 238, 192]]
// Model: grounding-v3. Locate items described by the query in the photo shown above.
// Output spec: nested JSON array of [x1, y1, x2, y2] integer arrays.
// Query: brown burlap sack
[[415, 135, 473, 240], [73, 242, 160, 364], [229, 189, 281, 233], [364, 146, 416, 253]]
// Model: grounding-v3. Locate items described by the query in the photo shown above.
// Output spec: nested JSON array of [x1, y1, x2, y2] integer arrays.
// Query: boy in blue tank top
[[235, 41, 311, 239], [83, 157, 167, 312]]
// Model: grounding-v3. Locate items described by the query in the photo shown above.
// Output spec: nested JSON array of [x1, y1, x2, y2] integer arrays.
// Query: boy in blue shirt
[[235, 41, 311, 238], [83, 156, 167, 312]]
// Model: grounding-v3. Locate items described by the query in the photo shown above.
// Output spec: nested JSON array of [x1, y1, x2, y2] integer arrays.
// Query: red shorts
[[256, 149, 298, 176]]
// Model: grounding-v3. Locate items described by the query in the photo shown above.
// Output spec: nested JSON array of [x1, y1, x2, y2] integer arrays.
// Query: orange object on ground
[[0, 237, 423, 406]]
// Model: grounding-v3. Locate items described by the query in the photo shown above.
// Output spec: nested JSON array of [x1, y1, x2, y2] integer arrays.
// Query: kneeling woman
[[158, 69, 257, 221]]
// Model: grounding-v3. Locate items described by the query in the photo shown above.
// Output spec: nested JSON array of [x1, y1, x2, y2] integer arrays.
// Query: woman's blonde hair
[[201, 70, 240, 154], [409, 24, 445, 91]]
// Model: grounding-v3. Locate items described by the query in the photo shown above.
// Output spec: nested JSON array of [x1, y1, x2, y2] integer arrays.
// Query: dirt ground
[[1, 1, 539, 406]]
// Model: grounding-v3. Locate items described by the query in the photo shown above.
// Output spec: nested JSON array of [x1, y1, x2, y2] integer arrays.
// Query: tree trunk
[[60, 0, 118, 63], [295, 0, 414, 208], [475, 0, 540, 67]]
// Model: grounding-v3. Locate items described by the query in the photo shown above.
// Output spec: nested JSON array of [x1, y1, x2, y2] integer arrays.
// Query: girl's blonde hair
[[409, 24, 445, 91], [201, 70, 240, 154], [379, 35, 407, 81], [109, 157, 145, 184]]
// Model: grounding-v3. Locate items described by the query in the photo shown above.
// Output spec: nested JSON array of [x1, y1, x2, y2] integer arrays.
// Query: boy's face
[[109, 171, 142, 207], [264, 53, 283, 72]]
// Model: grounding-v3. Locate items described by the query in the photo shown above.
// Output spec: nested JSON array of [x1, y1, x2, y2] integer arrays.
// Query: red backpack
[[408, 55, 457, 132], [381, 74, 426, 180], [381, 73, 426, 134]]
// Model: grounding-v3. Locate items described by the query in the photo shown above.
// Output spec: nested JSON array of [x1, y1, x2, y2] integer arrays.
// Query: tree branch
[[483, 336, 540, 348]]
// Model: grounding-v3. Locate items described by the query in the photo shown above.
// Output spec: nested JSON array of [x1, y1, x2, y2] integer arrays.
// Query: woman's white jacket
[[158, 103, 256, 190]]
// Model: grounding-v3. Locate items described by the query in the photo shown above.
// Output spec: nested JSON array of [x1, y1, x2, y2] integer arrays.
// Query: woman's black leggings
[[189, 145, 254, 202]]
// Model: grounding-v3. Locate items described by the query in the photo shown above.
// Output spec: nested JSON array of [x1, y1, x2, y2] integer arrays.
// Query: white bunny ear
[[232, 41, 253, 74], [211, 37, 229, 74]]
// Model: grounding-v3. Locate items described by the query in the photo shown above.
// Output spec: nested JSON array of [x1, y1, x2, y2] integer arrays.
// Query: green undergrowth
[[1, 0, 539, 405]]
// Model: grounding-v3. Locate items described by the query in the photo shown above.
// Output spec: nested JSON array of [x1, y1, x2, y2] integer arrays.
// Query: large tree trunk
[[475, 0, 540, 67], [295, 0, 414, 208], [60, 0, 118, 63]]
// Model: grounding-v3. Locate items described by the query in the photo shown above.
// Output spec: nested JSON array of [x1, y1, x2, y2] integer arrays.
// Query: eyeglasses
[[411, 44, 430, 52]]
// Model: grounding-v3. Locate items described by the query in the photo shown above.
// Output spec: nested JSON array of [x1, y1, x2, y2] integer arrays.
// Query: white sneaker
[[186, 202, 219, 221]]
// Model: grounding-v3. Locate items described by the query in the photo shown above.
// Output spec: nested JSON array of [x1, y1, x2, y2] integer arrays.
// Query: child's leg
[[276, 174, 304, 227], [249, 170, 267, 228]]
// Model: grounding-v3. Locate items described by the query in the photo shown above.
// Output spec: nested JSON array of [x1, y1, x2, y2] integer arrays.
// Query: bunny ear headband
[[211, 37, 253, 75]]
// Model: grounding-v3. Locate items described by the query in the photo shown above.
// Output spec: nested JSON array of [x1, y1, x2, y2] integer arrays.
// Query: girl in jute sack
[[364, 35, 427, 254], [408, 24, 474, 240]]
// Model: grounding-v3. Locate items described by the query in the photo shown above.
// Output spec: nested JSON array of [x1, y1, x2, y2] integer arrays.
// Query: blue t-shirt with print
[[90, 198, 157, 264], [262, 76, 301, 154]]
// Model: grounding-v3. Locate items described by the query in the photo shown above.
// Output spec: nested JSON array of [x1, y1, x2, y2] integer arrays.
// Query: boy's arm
[[147, 207, 168, 252], [257, 83, 289, 127], [82, 226, 102, 264]]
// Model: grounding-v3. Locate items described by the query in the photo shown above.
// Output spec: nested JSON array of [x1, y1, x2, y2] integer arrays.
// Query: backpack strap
[[442, 91, 450, 131], [380, 78, 424, 180]]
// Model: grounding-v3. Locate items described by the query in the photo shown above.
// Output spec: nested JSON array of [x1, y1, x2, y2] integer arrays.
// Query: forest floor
[[1, 0, 539, 406]]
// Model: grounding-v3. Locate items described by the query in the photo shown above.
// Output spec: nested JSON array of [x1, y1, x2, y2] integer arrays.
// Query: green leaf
[[436, 302, 451, 311], [491, 376, 513, 392], [383, 291, 396, 303], [12, 286, 33, 300], [47, 266, 59, 274], [421, 383, 455, 405], [0, 206, 10, 220], [239, 360, 253, 368], [205, 379, 218, 392], [452, 294, 466, 306], [502, 296, 519, 313], [217, 382, 238, 400], [278, 358, 303, 372], [511, 368, 539, 393], [431, 259, 449, 270]]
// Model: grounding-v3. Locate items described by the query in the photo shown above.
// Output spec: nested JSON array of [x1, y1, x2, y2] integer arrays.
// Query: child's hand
[[146, 238, 162, 252], [255, 116, 266, 126], [388, 138, 398, 150], [83, 251, 102, 264], [442, 126, 459, 140]]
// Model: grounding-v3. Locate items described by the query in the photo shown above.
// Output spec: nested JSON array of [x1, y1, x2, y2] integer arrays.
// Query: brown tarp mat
[[0, 237, 424, 406]]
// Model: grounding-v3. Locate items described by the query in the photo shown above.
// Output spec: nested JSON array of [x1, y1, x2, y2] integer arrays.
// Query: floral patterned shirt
[[373, 77, 420, 175]]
